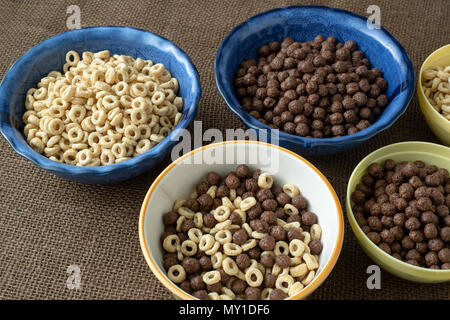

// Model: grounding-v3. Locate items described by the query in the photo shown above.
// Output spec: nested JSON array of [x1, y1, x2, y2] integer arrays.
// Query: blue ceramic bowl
[[0, 26, 201, 184], [215, 6, 414, 156]]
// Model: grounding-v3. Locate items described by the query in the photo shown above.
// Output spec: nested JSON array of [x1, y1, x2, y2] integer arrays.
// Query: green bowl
[[346, 141, 450, 283]]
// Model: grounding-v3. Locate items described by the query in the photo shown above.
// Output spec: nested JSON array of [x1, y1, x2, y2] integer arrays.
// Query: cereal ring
[[130, 108, 148, 125], [172, 199, 186, 212], [205, 241, 220, 255], [102, 95, 119, 110], [301, 270, 315, 285], [289, 239, 306, 257], [159, 116, 172, 128], [252, 231, 268, 239], [214, 205, 231, 222], [46, 135, 61, 148], [213, 220, 232, 231], [176, 246, 183, 262], [100, 149, 115, 165], [272, 263, 282, 276], [150, 63, 165, 77], [282, 184, 300, 197], [174, 113, 182, 126], [223, 257, 239, 276], [87, 132, 101, 147], [206, 185, 218, 199], [211, 252, 224, 269], [67, 126, 84, 143], [81, 116, 95, 132], [291, 263, 309, 278], [221, 287, 236, 300], [198, 234, 215, 251], [223, 243, 242, 256], [276, 274, 294, 294], [302, 232, 311, 245], [245, 267, 263, 287], [229, 189, 237, 201], [99, 135, 115, 149], [151, 91, 165, 105], [180, 240, 197, 257], [44, 145, 60, 157], [261, 288, 273, 300], [49, 152, 64, 163], [202, 270, 221, 285], [288, 281, 304, 297], [91, 109, 107, 126], [163, 234, 180, 253], [240, 196, 257, 211], [130, 83, 148, 97], [274, 241, 289, 256], [303, 253, 319, 270], [113, 81, 129, 96], [167, 265, 186, 284], [258, 173, 273, 189], [178, 207, 194, 219], [62, 148, 77, 165], [187, 228, 202, 244], [208, 292, 220, 300], [66, 50, 80, 66], [47, 118, 64, 136], [221, 197, 235, 210], [290, 256, 303, 266], [124, 124, 141, 140], [150, 133, 164, 143], [76, 149, 92, 166], [215, 230, 232, 245], [193, 212, 203, 229], [241, 239, 257, 251], [310, 224, 322, 240], [138, 124, 152, 139], [111, 143, 127, 158], [284, 204, 299, 216], [176, 216, 186, 233], [282, 222, 301, 231]]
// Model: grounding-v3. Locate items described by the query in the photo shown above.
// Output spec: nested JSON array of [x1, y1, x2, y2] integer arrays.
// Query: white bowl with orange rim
[[139, 141, 344, 299]]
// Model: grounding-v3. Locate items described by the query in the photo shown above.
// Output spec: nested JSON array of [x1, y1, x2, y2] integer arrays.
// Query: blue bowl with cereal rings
[[0, 26, 201, 184], [214, 6, 414, 156]]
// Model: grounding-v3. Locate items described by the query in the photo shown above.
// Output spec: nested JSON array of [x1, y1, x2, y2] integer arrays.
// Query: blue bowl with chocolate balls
[[214, 6, 414, 156]]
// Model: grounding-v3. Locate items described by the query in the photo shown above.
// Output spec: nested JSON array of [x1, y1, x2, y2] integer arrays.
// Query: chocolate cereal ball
[[269, 288, 287, 300], [259, 235, 276, 251], [352, 159, 450, 270], [245, 287, 261, 300], [231, 279, 247, 294]]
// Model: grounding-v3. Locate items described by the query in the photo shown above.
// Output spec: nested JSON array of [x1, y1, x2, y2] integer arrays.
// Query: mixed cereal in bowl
[[160, 165, 324, 300]]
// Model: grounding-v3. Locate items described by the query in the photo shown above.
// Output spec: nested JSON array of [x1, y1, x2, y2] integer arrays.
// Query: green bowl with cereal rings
[[346, 141, 450, 283]]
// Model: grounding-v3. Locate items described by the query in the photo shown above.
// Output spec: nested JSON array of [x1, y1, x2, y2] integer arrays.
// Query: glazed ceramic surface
[[417, 44, 450, 146], [139, 141, 344, 299], [347, 142, 450, 283], [215, 6, 414, 156], [0, 26, 201, 184]]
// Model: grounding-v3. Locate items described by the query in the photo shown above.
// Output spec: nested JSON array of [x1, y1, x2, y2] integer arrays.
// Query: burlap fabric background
[[0, 0, 449, 300]]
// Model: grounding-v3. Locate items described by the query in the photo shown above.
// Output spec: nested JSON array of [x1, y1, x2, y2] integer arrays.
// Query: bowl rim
[[0, 26, 201, 177], [214, 5, 415, 149], [346, 141, 450, 276], [139, 140, 345, 300], [417, 44, 450, 124]]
